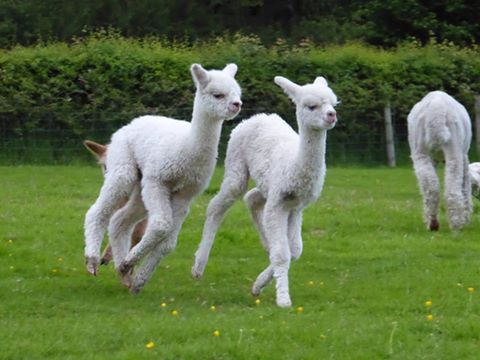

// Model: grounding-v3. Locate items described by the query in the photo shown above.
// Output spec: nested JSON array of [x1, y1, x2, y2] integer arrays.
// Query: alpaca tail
[[425, 98, 451, 147]]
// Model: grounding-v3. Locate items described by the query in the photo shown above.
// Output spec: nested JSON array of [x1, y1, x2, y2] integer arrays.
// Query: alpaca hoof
[[251, 283, 263, 297], [85, 256, 100, 276], [191, 260, 206, 279], [428, 219, 439, 231], [100, 256, 111, 266], [276, 295, 292, 308], [119, 261, 133, 276], [129, 285, 141, 295], [119, 269, 133, 288]]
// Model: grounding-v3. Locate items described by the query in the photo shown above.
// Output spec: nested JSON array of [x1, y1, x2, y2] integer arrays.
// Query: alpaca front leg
[[119, 181, 172, 276], [263, 203, 291, 307], [412, 154, 440, 230], [288, 210, 303, 260], [130, 197, 189, 293]]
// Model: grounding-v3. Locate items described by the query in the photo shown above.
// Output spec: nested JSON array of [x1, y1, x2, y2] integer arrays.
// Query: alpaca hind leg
[[84, 166, 137, 275], [444, 146, 470, 230], [244, 188, 268, 250], [192, 170, 248, 278], [412, 154, 440, 230]]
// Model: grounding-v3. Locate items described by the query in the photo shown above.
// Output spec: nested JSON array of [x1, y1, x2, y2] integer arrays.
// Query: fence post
[[384, 100, 396, 167], [475, 95, 480, 157]]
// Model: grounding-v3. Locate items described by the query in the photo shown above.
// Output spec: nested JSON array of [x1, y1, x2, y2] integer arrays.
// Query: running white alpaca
[[84, 63, 242, 293], [192, 75, 338, 307], [408, 91, 472, 231], [469, 163, 480, 200]]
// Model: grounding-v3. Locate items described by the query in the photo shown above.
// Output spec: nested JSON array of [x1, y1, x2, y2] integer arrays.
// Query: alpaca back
[[225, 113, 298, 188], [408, 91, 471, 155]]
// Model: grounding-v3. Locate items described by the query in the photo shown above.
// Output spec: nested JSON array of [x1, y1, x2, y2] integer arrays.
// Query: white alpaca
[[408, 91, 472, 231], [469, 163, 480, 200], [84, 63, 242, 293], [192, 75, 338, 307]]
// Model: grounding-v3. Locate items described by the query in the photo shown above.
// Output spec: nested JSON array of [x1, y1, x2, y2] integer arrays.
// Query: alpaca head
[[274, 76, 338, 131], [191, 63, 242, 121]]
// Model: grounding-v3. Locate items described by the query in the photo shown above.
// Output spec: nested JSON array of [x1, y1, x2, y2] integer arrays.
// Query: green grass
[[1, 165, 480, 359]]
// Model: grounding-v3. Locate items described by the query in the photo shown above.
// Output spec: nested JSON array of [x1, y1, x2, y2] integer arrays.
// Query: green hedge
[[1, 34, 480, 164]]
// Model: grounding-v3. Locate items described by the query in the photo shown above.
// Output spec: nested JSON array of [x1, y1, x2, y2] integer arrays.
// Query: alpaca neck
[[296, 126, 327, 175], [188, 97, 223, 157]]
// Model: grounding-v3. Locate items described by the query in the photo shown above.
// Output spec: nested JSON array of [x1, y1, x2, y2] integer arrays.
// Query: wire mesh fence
[[0, 105, 462, 167]]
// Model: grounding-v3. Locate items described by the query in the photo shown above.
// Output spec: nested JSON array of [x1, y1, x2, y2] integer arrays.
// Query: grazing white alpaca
[[469, 163, 480, 200], [192, 75, 338, 307], [84, 63, 242, 293], [408, 91, 472, 231], [83, 140, 147, 265]]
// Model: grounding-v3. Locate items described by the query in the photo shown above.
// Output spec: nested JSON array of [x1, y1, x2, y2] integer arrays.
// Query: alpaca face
[[274, 76, 338, 131], [191, 64, 242, 121]]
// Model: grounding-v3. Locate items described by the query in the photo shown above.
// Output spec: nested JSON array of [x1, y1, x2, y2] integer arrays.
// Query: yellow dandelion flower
[[320, 334, 327, 340], [213, 330, 220, 337], [426, 314, 433, 321], [171, 310, 178, 316], [8, 240, 13, 244], [9, 266, 14, 270], [457, 283, 463, 287], [424, 300, 432, 308], [58, 257, 63, 262], [210, 305, 216, 311], [145, 341, 155, 349], [296, 306, 304, 313], [468, 287, 475, 293], [160, 302, 167, 308], [255, 299, 261, 305], [319, 281, 325, 287], [308, 281, 314, 286], [52, 269, 58, 274]]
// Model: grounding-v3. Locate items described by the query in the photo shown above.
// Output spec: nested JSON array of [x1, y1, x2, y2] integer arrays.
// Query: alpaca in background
[[83, 140, 146, 265], [192, 75, 338, 307], [408, 91, 472, 231], [84, 63, 242, 293]]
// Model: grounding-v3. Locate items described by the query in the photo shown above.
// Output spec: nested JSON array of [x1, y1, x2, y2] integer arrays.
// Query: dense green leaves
[[1, 35, 479, 164]]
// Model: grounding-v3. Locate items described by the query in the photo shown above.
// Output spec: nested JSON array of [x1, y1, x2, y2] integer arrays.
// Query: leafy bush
[[1, 34, 479, 164]]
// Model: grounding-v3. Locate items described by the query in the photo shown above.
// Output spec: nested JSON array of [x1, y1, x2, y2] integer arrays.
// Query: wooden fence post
[[384, 101, 396, 167], [475, 95, 480, 157]]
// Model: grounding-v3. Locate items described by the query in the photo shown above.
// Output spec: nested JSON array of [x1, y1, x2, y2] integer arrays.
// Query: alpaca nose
[[232, 101, 242, 109], [229, 100, 242, 113], [326, 110, 337, 123]]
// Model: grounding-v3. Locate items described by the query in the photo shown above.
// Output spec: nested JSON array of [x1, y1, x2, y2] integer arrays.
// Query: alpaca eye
[[307, 105, 317, 111], [213, 93, 225, 99]]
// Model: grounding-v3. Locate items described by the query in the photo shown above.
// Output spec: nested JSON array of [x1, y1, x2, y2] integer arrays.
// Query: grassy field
[[1, 165, 480, 359]]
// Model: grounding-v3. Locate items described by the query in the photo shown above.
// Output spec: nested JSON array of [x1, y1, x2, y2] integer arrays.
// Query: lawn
[[1, 165, 479, 359]]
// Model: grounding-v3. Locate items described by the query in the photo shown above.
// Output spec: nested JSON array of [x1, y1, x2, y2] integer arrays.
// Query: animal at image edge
[[408, 91, 472, 231]]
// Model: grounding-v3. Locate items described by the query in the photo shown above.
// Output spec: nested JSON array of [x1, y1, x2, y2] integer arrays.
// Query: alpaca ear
[[191, 64, 210, 88], [274, 76, 301, 103], [83, 140, 107, 160], [222, 63, 238, 78], [314, 76, 328, 86]]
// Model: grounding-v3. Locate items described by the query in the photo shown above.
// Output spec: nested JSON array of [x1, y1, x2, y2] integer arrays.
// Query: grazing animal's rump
[[408, 91, 472, 231]]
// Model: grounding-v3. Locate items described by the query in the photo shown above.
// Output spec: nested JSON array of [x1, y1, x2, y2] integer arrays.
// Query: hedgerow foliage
[[1, 33, 479, 162]]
